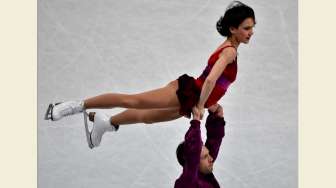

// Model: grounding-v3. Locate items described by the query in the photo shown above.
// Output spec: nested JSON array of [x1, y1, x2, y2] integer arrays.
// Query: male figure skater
[[175, 105, 225, 188]]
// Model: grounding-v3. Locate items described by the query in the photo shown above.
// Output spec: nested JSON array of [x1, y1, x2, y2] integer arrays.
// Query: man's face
[[199, 146, 214, 174]]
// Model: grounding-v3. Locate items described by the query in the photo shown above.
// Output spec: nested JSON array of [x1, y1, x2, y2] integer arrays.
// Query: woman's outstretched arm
[[195, 48, 236, 119]]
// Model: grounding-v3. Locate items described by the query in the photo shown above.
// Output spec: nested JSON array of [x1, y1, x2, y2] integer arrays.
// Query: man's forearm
[[181, 120, 203, 179]]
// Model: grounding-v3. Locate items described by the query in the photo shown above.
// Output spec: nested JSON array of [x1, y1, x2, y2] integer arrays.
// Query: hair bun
[[216, 16, 229, 37], [226, 1, 245, 11]]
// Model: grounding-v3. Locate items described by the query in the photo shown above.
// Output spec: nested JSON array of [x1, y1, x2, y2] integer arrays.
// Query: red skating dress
[[195, 45, 238, 107], [176, 45, 237, 117]]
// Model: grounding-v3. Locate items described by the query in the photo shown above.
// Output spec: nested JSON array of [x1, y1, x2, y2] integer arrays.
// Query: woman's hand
[[192, 105, 205, 120], [192, 106, 201, 121], [192, 106, 200, 120], [198, 105, 205, 120]]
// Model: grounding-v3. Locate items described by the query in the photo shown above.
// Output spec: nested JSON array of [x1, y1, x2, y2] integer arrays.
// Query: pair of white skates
[[44, 101, 118, 149]]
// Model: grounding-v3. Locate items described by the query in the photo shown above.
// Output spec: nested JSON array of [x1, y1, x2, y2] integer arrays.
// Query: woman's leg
[[86, 107, 182, 148], [109, 107, 182, 126], [47, 80, 181, 121], [84, 80, 180, 109]]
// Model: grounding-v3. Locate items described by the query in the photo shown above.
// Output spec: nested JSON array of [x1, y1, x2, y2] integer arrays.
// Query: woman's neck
[[226, 37, 240, 49]]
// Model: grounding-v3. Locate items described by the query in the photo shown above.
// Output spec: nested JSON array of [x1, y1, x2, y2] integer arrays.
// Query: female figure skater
[[45, 1, 256, 148]]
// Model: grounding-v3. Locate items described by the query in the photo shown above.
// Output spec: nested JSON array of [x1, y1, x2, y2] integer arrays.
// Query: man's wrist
[[190, 119, 201, 125], [193, 117, 201, 121]]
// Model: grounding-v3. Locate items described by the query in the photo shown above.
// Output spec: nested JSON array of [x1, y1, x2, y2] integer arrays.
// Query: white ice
[[38, 0, 297, 187]]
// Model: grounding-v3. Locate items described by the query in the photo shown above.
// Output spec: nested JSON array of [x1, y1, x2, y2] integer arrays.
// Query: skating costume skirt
[[176, 74, 201, 118]]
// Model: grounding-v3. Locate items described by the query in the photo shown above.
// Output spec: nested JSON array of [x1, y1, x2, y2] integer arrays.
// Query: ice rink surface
[[38, 0, 297, 187]]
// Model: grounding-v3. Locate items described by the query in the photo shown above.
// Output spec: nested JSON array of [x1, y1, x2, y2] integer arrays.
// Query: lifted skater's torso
[[195, 45, 238, 107]]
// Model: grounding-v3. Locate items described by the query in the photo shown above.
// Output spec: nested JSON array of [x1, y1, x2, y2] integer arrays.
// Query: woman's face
[[230, 17, 255, 44]]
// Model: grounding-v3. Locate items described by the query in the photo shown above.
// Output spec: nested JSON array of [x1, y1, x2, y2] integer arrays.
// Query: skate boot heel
[[83, 111, 94, 149], [83, 111, 118, 149], [88, 112, 96, 122]]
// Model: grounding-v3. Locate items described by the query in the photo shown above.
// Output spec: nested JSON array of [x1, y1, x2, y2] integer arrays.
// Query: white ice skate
[[83, 111, 119, 149], [45, 100, 84, 121]]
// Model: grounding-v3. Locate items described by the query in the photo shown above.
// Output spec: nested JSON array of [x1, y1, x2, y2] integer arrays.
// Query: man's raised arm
[[205, 111, 225, 162]]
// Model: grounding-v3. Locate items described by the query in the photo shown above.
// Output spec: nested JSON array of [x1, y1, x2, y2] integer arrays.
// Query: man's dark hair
[[176, 141, 185, 166]]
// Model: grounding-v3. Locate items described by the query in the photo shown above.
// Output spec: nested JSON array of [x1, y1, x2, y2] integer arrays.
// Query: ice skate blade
[[83, 111, 94, 149], [44, 104, 54, 120]]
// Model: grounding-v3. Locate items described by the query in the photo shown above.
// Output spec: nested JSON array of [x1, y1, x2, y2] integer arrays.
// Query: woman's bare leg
[[84, 80, 180, 109], [86, 108, 181, 148], [109, 107, 182, 126]]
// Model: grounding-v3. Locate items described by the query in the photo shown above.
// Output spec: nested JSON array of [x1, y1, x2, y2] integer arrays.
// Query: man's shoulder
[[174, 174, 199, 188], [204, 173, 220, 188], [174, 172, 220, 188]]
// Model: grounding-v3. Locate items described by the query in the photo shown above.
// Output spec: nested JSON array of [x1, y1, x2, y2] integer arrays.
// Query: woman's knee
[[141, 108, 180, 124], [120, 95, 141, 108], [136, 110, 154, 124]]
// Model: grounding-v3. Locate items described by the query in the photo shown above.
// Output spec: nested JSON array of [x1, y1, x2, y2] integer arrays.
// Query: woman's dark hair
[[216, 1, 256, 37], [176, 141, 185, 166]]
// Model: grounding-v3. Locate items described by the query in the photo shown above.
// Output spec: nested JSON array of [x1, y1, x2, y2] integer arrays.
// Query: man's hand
[[214, 105, 224, 118], [208, 104, 224, 118], [192, 105, 205, 120]]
